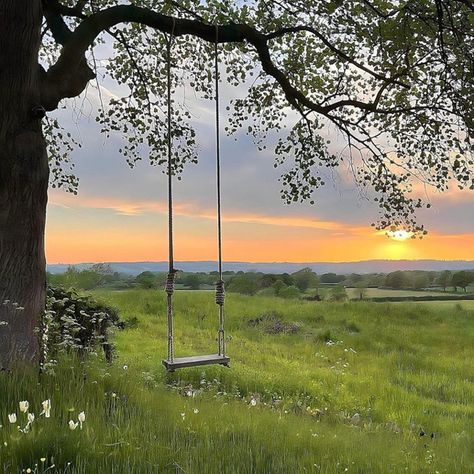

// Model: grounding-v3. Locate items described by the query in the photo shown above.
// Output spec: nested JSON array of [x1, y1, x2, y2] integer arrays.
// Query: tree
[[329, 285, 348, 302], [347, 273, 363, 286], [412, 273, 430, 290], [90, 263, 114, 275], [355, 282, 368, 301], [320, 273, 346, 284], [451, 271, 473, 292], [73, 270, 103, 290], [1, 1, 473, 368], [260, 273, 279, 288], [227, 273, 260, 295], [272, 280, 287, 297], [385, 271, 409, 289], [136, 271, 157, 289], [182, 273, 201, 290], [292, 268, 319, 291], [436, 270, 452, 291]]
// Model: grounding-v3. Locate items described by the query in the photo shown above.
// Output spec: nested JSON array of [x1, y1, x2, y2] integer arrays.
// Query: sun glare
[[387, 229, 413, 241]]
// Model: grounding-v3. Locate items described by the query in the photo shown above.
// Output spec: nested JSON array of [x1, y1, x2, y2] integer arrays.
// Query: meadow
[[1, 290, 473, 473], [347, 288, 450, 299]]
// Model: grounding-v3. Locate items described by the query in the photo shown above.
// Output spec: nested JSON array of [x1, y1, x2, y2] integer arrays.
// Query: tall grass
[[1, 290, 472, 472]]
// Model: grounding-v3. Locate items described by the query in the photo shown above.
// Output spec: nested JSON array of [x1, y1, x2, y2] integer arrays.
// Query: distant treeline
[[47, 264, 474, 299]]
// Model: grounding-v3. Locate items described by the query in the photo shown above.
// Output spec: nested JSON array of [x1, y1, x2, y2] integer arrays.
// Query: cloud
[[49, 191, 364, 234]]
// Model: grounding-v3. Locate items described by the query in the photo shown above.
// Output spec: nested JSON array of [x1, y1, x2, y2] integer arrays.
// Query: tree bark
[[0, 0, 47, 369]]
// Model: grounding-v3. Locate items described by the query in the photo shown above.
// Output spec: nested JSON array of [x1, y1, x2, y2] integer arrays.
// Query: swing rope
[[165, 20, 176, 363], [214, 26, 226, 357], [165, 23, 227, 363]]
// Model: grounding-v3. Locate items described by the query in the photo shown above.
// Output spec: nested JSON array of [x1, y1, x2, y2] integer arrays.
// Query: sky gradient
[[46, 78, 474, 264]]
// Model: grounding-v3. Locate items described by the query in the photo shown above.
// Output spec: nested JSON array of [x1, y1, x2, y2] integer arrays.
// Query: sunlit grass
[[1, 290, 473, 472]]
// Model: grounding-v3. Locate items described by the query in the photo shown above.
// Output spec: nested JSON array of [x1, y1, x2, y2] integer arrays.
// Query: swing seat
[[162, 354, 230, 371]]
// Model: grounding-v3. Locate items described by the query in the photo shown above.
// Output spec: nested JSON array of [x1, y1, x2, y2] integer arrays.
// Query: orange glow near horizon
[[45, 184, 474, 264], [46, 231, 474, 264], [45, 208, 474, 264]]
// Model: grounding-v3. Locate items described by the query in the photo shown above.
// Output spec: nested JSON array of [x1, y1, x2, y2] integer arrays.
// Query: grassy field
[[347, 288, 451, 299], [1, 290, 473, 473]]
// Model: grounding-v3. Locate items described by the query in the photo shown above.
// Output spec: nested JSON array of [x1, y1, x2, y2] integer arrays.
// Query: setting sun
[[387, 229, 413, 241]]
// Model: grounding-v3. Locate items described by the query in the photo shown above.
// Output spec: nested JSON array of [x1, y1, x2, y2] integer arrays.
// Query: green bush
[[41, 287, 123, 368], [278, 285, 300, 299], [257, 287, 276, 297]]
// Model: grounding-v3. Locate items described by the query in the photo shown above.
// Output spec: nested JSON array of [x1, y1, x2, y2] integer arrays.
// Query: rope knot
[[215, 279, 225, 306], [165, 271, 176, 296]]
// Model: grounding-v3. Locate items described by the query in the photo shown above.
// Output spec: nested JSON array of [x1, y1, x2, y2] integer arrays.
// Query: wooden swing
[[162, 26, 230, 372]]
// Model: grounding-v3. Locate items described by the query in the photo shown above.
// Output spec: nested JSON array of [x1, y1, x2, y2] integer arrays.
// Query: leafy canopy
[[40, 0, 474, 233]]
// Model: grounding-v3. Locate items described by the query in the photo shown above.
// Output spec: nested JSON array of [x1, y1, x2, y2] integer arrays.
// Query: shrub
[[278, 285, 300, 299], [302, 294, 322, 301], [257, 287, 276, 297], [41, 287, 123, 368]]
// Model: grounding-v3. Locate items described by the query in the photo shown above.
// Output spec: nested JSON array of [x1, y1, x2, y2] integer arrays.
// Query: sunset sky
[[46, 73, 474, 264]]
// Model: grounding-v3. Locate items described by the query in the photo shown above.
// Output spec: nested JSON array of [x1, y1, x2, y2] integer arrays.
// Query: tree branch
[[265, 26, 410, 89], [42, 0, 74, 44], [43, 5, 330, 114], [41, 3, 453, 122]]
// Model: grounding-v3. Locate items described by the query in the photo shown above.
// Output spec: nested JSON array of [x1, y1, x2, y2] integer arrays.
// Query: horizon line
[[47, 258, 474, 265]]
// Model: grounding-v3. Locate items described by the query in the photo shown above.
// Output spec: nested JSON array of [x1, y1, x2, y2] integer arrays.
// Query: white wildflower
[[19, 401, 29, 413], [250, 398, 257, 407], [193, 408, 199, 414], [27, 413, 35, 424], [8, 413, 17, 424], [78, 411, 85, 429], [41, 399, 51, 418], [68, 420, 78, 431]]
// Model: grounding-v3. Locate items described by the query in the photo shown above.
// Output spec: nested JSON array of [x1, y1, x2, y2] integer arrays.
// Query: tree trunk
[[0, 0, 47, 369]]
